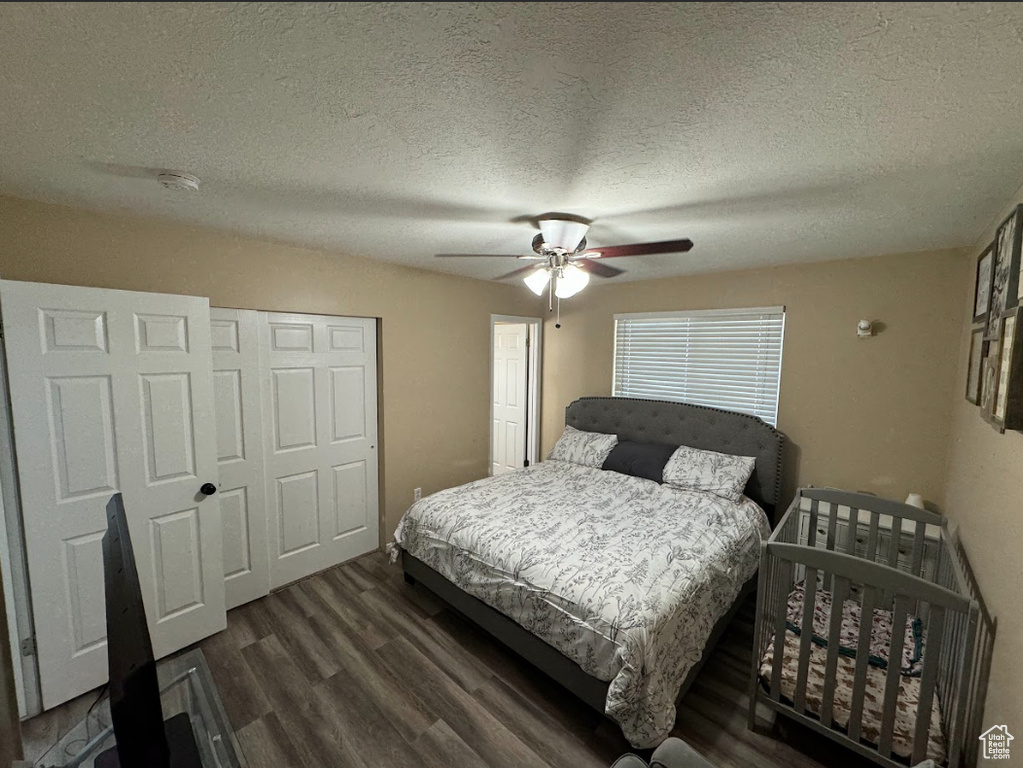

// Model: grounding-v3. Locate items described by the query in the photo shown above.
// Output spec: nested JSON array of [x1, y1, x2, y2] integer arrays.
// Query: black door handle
[[200, 483, 217, 496]]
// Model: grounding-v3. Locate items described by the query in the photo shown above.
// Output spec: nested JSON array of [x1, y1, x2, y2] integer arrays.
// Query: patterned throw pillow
[[547, 425, 618, 468], [662, 444, 755, 501]]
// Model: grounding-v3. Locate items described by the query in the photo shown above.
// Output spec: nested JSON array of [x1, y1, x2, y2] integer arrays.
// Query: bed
[[391, 396, 784, 747]]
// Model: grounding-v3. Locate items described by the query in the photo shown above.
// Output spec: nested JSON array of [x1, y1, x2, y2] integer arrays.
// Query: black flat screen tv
[[95, 493, 201, 768]]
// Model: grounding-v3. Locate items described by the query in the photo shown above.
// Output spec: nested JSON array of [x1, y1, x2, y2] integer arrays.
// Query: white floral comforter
[[390, 460, 769, 747]]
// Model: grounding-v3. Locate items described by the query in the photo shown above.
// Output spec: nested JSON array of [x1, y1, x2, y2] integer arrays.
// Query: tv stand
[[34, 650, 245, 767], [96, 712, 201, 768]]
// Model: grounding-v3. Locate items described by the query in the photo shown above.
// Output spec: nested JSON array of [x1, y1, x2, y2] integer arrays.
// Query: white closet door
[[0, 280, 225, 709], [259, 312, 378, 588], [211, 308, 269, 609], [492, 323, 528, 475]]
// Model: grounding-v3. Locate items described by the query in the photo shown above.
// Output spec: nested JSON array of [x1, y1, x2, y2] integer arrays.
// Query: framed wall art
[[966, 324, 987, 404], [980, 351, 999, 423], [986, 205, 1023, 339], [991, 307, 1023, 431], [973, 242, 995, 323]]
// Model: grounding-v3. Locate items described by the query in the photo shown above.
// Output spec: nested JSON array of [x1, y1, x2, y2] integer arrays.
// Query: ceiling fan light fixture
[[538, 218, 589, 252], [554, 264, 589, 299], [524, 267, 552, 296]]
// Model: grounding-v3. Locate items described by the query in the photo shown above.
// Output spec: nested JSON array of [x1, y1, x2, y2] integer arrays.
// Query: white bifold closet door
[[259, 312, 379, 588], [210, 308, 269, 609], [0, 281, 226, 709]]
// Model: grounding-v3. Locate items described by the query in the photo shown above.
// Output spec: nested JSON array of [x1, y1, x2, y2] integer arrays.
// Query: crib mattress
[[759, 585, 946, 764]]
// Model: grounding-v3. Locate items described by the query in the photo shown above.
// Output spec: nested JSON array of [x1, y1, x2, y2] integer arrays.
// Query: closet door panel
[[210, 308, 269, 609], [1, 281, 225, 709], [259, 312, 378, 588]]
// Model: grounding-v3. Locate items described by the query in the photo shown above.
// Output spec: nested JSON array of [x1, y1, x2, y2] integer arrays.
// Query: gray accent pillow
[[547, 425, 618, 468], [662, 444, 755, 501]]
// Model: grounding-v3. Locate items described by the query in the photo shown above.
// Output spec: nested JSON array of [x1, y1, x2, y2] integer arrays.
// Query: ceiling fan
[[436, 214, 693, 302]]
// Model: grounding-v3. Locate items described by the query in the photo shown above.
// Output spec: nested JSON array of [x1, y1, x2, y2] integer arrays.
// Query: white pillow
[[547, 425, 618, 468], [662, 444, 755, 501]]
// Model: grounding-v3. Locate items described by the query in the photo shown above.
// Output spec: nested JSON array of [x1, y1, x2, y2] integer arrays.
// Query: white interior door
[[259, 312, 378, 589], [0, 280, 225, 709], [211, 308, 269, 610], [492, 323, 528, 475]]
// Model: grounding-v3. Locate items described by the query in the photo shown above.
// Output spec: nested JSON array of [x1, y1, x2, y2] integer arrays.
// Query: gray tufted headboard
[[565, 396, 784, 515]]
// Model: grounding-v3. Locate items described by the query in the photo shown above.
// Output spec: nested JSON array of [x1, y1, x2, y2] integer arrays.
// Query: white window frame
[[612, 306, 786, 426]]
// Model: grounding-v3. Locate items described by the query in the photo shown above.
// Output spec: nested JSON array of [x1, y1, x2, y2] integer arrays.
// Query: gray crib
[[749, 488, 995, 768]]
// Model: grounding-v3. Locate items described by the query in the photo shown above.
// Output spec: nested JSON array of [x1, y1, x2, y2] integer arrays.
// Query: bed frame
[[401, 396, 785, 722]]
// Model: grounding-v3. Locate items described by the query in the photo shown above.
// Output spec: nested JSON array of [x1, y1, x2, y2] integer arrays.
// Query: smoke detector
[[157, 172, 200, 192]]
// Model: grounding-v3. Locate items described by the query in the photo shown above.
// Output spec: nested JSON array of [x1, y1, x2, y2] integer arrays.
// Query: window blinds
[[613, 307, 785, 426]]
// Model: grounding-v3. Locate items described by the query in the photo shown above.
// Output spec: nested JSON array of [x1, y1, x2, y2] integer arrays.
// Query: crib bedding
[[391, 459, 770, 748], [783, 582, 925, 676], [759, 585, 946, 764]]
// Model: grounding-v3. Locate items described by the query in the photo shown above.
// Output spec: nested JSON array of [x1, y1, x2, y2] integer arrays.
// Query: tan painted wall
[[0, 195, 538, 540], [541, 250, 968, 513], [943, 191, 1023, 730]]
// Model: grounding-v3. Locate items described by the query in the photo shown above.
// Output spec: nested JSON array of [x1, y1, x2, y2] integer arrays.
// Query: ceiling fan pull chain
[[555, 295, 562, 329]]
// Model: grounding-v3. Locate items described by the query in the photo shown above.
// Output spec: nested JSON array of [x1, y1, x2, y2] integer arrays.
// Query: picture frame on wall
[[986, 205, 1023, 339], [991, 306, 1023, 431], [980, 352, 999, 424], [966, 324, 987, 404], [973, 242, 995, 323]]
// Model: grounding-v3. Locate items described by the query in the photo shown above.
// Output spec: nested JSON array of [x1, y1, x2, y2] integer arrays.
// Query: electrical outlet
[[413, 487, 422, 502]]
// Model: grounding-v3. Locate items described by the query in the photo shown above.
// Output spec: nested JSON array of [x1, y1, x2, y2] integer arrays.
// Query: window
[[613, 307, 785, 426]]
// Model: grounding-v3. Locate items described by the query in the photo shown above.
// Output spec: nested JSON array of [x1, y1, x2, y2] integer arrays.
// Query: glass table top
[[35, 649, 246, 768]]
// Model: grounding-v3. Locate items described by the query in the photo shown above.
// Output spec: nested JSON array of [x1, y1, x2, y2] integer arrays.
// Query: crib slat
[[845, 508, 860, 555], [939, 550, 960, 715], [847, 583, 877, 743], [866, 510, 880, 563], [952, 606, 979, 768], [879, 594, 910, 758], [886, 519, 902, 569], [770, 559, 793, 702], [912, 605, 945, 766], [826, 502, 838, 551], [949, 608, 968, 750], [938, 610, 955, 737], [968, 630, 983, 761], [807, 497, 819, 547], [793, 567, 818, 714], [940, 600, 960, 729], [819, 576, 849, 728], [973, 617, 996, 768], [910, 524, 926, 578]]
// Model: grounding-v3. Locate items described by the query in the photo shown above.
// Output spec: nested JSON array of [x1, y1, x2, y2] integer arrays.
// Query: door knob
[[199, 483, 217, 496]]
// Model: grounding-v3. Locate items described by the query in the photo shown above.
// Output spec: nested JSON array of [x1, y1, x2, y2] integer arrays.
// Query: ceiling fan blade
[[573, 258, 625, 278], [494, 265, 544, 281], [589, 238, 694, 259], [435, 253, 527, 258]]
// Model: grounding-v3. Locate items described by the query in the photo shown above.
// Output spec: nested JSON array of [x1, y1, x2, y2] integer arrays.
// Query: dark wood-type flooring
[[24, 551, 877, 768]]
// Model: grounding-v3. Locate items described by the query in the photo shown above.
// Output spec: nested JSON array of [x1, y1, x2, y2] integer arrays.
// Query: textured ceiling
[[1, 2, 1023, 283]]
